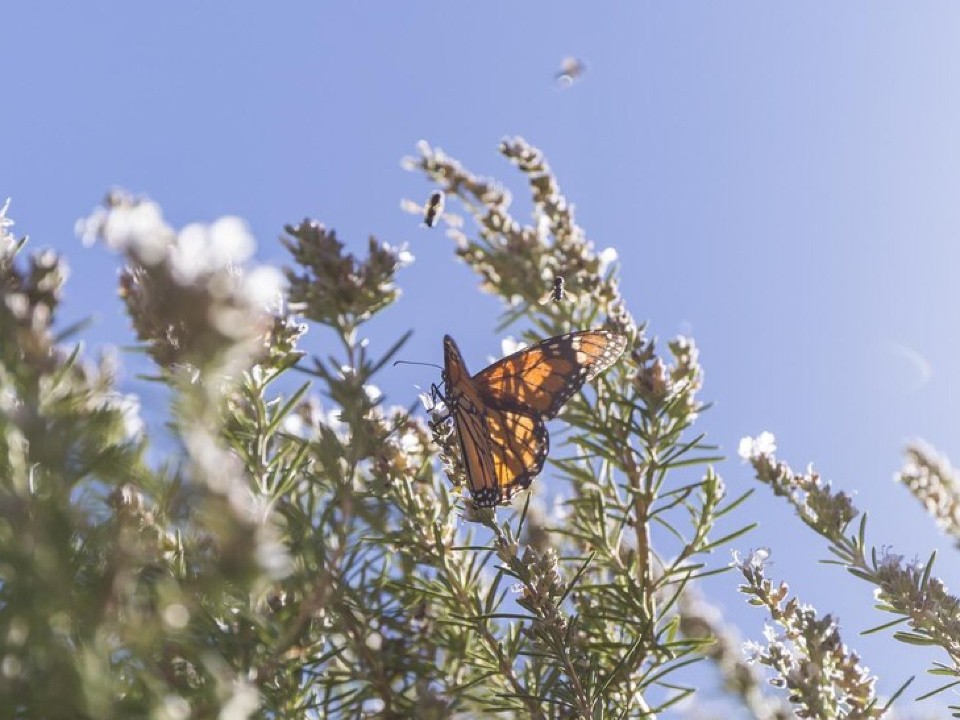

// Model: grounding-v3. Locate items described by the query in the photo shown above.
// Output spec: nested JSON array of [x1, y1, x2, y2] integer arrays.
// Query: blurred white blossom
[[731, 547, 770, 571], [598, 247, 618, 274], [77, 197, 172, 265], [217, 679, 260, 720], [172, 216, 255, 283], [500, 336, 527, 357], [382, 240, 414, 268], [0, 198, 15, 247], [108, 392, 145, 441], [738, 431, 777, 461], [242, 266, 285, 309], [363, 384, 383, 403]]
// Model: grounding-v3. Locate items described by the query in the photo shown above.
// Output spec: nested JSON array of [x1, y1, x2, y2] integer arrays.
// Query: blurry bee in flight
[[538, 275, 575, 304], [423, 191, 445, 228], [555, 57, 587, 87]]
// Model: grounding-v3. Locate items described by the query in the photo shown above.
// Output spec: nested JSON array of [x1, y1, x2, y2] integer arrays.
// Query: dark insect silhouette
[[423, 191, 445, 228]]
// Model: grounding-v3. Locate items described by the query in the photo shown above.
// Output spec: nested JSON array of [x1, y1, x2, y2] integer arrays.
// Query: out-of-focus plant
[[5, 135, 929, 720]]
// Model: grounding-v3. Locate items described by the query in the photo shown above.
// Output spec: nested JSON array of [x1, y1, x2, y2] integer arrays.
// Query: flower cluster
[[735, 549, 881, 719], [897, 441, 960, 543], [79, 191, 298, 375], [108, 481, 179, 559], [744, 434, 960, 705], [679, 585, 793, 720], [637, 334, 704, 419], [0, 199, 69, 374], [404, 138, 634, 338], [490, 523, 592, 711], [421, 394, 467, 495], [514, 545, 567, 634], [282, 219, 412, 332], [740, 432, 858, 542], [871, 549, 960, 664], [371, 406, 443, 525]]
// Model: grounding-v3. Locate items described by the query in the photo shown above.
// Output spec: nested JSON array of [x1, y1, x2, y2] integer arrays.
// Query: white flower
[[170, 216, 254, 283], [324, 408, 348, 439], [242, 266, 285, 309], [742, 639, 764, 662], [876, 546, 904, 571], [762, 624, 779, 643], [361, 699, 386, 716], [363, 384, 382, 404], [0, 198, 15, 242], [551, 494, 570, 522], [217, 678, 260, 720], [598, 247, 619, 274], [162, 603, 190, 630], [160, 695, 191, 720], [383, 240, 414, 268], [365, 632, 383, 651], [209, 216, 254, 263], [536, 212, 551, 240], [281, 413, 305, 437], [75, 207, 106, 247], [84, 199, 172, 264], [500, 336, 527, 357], [738, 431, 777, 461], [420, 392, 447, 419], [731, 547, 770, 571], [114, 393, 145, 440], [399, 429, 423, 455]]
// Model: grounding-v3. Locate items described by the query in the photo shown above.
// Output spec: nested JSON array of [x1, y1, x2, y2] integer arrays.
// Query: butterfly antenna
[[393, 360, 443, 371]]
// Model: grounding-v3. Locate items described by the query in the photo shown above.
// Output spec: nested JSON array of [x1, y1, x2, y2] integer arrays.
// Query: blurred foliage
[[2, 138, 950, 720]]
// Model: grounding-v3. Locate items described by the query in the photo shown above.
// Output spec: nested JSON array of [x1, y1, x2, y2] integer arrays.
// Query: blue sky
[[5, 2, 960, 710]]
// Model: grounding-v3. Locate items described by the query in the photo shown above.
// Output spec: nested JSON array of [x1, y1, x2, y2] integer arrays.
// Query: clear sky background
[[5, 3, 960, 713]]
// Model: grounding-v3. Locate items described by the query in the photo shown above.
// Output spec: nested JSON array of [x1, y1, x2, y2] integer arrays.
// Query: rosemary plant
[[3, 138, 946, 719]]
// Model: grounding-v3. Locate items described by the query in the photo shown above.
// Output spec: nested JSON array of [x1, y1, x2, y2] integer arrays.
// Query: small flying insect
[[538, 275, 575, 305], [423, 191, 445, 228], [555, 57, 587, 87]]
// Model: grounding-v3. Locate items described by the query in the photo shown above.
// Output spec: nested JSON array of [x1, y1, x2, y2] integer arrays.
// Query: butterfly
[[441, 330, 627, 507]]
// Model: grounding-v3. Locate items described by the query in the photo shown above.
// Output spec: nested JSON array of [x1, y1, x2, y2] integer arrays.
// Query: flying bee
[[538, 275, 575, 304], [423, 191, 445, 228], [555, 57, 587, 87]]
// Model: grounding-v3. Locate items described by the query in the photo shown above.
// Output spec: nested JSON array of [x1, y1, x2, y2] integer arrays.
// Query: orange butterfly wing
[[472, 330, 627, 418], [483, 404, 548, 504], [444, 336, 547, 506], [442, 331, 626, 508]]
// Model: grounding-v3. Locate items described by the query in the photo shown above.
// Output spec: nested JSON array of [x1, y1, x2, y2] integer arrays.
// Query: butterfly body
[[442, 330, 626, 507]]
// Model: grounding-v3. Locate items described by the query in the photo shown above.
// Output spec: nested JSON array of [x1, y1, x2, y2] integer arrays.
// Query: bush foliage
[[0, 141, 956, 718]]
